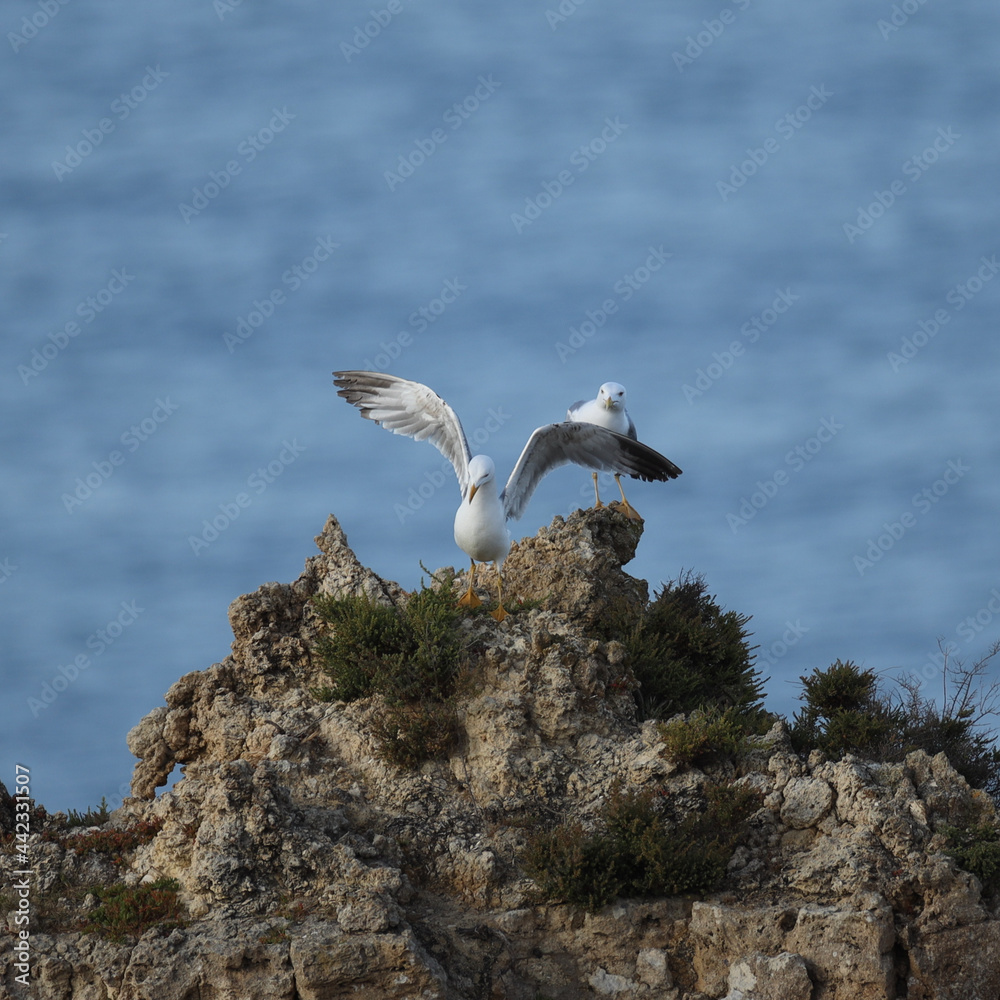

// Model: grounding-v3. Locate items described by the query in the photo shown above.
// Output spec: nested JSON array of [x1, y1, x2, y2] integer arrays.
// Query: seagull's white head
[[599, 381, 627, 411], [466, 454, 496, 502]]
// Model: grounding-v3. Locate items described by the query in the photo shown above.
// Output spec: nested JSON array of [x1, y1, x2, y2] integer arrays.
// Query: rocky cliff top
[[3, 508, 999, 1000]]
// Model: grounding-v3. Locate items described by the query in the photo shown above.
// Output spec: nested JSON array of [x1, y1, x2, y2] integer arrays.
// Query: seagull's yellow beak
[[468, 483, 479, 502], [604, 396, 613, 409]]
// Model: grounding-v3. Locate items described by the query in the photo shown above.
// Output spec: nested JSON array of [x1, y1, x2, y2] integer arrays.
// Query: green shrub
[[312, 581, 466, 765], [607, 573, 763, 722], [941, 822, 1000, 891], [312, 593, 412, 702], [658, 706, 769, 768], [522, 781, 760, 912], [66, 797, 112, 828], [790, 656, 1000, 799], [798, 658, 880, 715], [789, 660, 903, 758], [369, 701, 461, 768], [387, 583, 464, 702], [520, 820, 620, 912], [81, 878, 182, 941]]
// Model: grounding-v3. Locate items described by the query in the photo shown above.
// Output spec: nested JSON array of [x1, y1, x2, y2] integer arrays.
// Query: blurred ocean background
[[2, 0, 999, 813]]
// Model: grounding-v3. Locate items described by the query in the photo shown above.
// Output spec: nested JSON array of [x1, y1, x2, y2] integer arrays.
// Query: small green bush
[[941, 822, 1000, 891], [520, 819, 620, 912], [607, 573, 764, 722], [81, 878, 182, 941], [313, 582, 463, 704], [790, 658, 1000, 799], [387, 583, 464, 702], [312, 581, 466, 765], [522, 781, 760, 912], [790, 660, 903, 758], [370, 701, 461, 768], [66, 797, 112, 828], [312, 593, 412, 702], [658, 706, 769, 768]]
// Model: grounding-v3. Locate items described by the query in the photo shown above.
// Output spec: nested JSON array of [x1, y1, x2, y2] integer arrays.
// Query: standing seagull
[[567, 381, 665, 521], [334, 371, 682, 622]]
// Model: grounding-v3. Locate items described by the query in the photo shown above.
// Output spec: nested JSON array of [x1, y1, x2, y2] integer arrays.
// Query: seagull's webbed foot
[[614, 476, 643, 521], [459, 587, 483, 609], [457, 561, 483, 609], [617, 500, 643, 521]]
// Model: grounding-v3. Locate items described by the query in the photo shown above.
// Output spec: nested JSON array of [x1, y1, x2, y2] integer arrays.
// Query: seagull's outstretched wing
[[333, 371, 473, 494], [501, 421, 682, 520]]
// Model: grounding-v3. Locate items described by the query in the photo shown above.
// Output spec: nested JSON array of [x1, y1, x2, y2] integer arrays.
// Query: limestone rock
[[476, 505, 648, 626], [723, 951, 811, 1000], [5, 507, 1000, 1000], [692, 900, 895, 1000], [780, 776, 834, 829]]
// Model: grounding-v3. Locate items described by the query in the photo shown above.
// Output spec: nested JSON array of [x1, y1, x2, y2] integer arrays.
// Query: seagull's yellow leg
[[614, 474, 643, 521], [592, 471, 604, 509], [458, 559, 482, 608], [490, 565, 508, 622]]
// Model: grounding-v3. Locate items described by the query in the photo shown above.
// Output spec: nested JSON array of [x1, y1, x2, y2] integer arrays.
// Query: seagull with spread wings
[[333, 371, 682, 621], [567, 381, 648, 520]]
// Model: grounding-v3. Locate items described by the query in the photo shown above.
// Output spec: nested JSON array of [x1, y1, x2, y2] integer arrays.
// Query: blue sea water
[[2, 0, 999, 813]]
